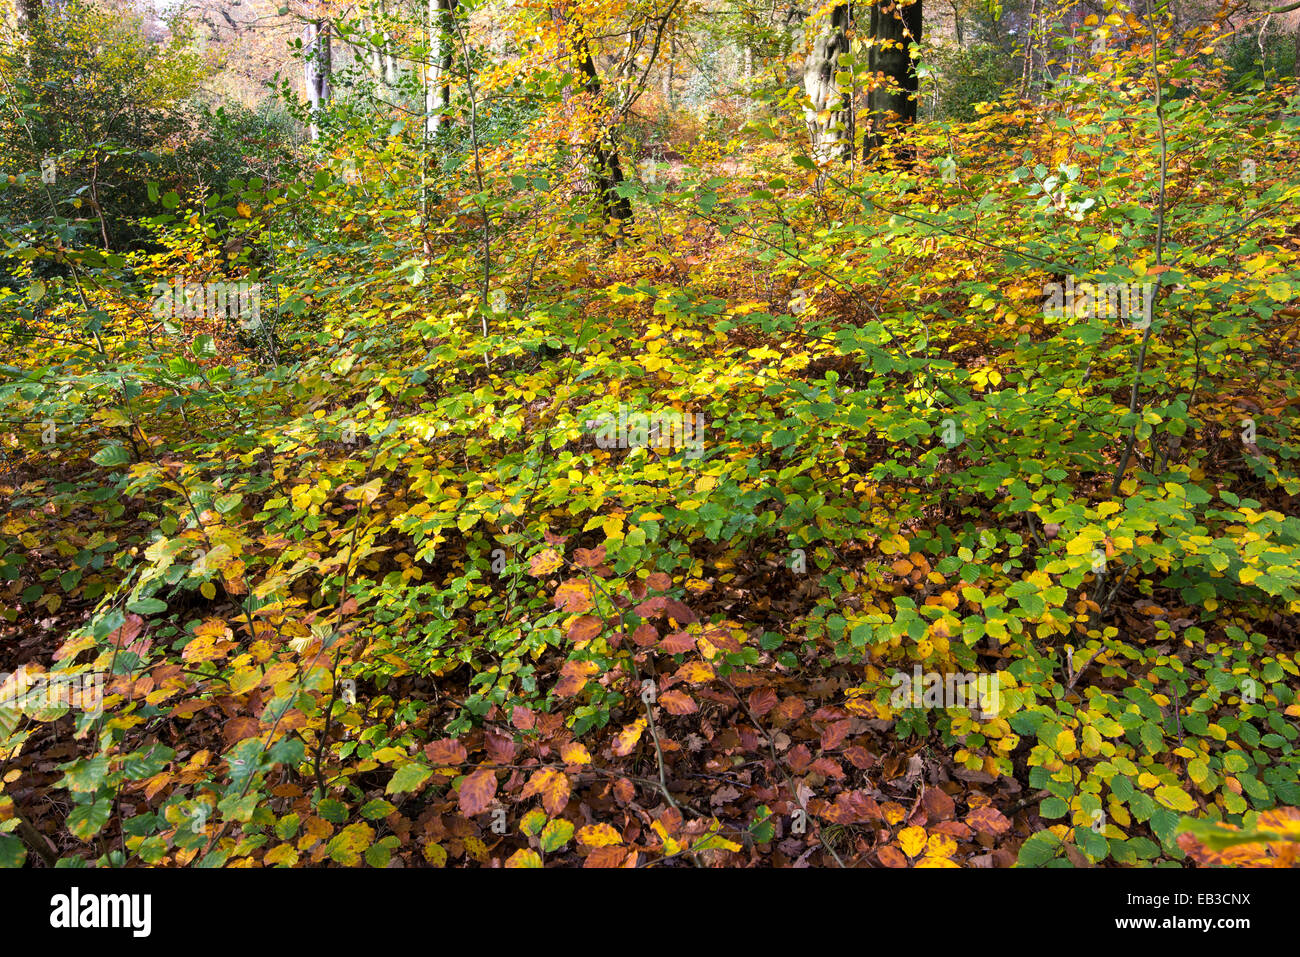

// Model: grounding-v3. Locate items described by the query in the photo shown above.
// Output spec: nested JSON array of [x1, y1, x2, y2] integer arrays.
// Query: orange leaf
[[611, 718, 647, 757], [566, 615, 602, 643], [748, 687, 778, 717], [553, 579, 593, 613], [425, 738, 468, 766], [658, 689, 698, 715], [528, 548, 563, 576], [877, 844, 909, 868], [632, 623, 659, 647], [554, 659, 599, 697], [966, 804, 1011, 836], [523, 768, 571, 816], [583, 845, 626, 868], [577, 823, 623, 848], [458, 768, 497, 817], [657, 631, 695, 654]]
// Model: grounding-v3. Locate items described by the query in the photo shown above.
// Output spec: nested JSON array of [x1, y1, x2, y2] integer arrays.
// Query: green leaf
[[749, 806, 776, 843], [0, 834, 26, 868], [67, 800, 113, 840], [386, 762, 433, 795], [1150, 806, 1183, 846], [316, 798, 348, 823], [1016, 830, 1063, 867], [60, 756, 109, 793], [1076, 826, 1110, 860], [91, 445, 131, 467], [360, 799, 396, 821], [1154, 785, 1196, 813], [1040, 797, 1070, 818], [127, 597, 167, 615], [540, 818, 574, 853]]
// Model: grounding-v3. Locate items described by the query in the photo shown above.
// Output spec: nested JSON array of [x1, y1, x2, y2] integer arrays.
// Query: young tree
[[304, 7, 332, 140], [551, 4, 634, 226], [426, 0, 455, 138], [368, 0, 401, 92]]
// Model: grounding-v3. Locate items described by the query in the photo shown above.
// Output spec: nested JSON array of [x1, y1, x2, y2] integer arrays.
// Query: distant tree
[[801, 1, 923, 162]]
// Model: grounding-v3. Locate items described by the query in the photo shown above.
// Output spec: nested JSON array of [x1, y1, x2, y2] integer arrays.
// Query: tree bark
[[426, 0, 456, 138], [865, 0, 922, 158], [803, 4, 853, 161], [304, 17, 332, 141], [553, 7, 634, 226], [369, 0, 400, 92], [17, 0, 42, 34]]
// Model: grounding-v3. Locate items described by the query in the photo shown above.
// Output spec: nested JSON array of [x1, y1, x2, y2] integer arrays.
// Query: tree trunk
[[426, 0, 456, 139], [553, 8, 634, 226], [803, 4, 853, 161], [17, 0, 42, 34], [16, 0, 42, 72], [370, 1, 400, 92], [865, 0, 922, 158], [663, 35, 676, 107], [304, 18, 332, 141]]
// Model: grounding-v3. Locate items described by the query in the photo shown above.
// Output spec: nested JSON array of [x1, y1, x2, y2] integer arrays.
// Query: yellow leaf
[[560, 741, 591, 765], [926, 832, 958, 858], [651, 819, 682, 856], [577, 823, 623, 848], [528, 548, 563, 576], [504, 848, 543, 868], [675, 661, 715, 683], [611, 718, 646, 757], [880, 802, 906, 825], [898, 826, 928, 858], [265, 843, 299, 866], [1155, 785, 1196, 812]]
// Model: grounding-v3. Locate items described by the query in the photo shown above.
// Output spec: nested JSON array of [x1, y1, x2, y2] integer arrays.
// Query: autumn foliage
[[1, 0, 1299, 868]]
